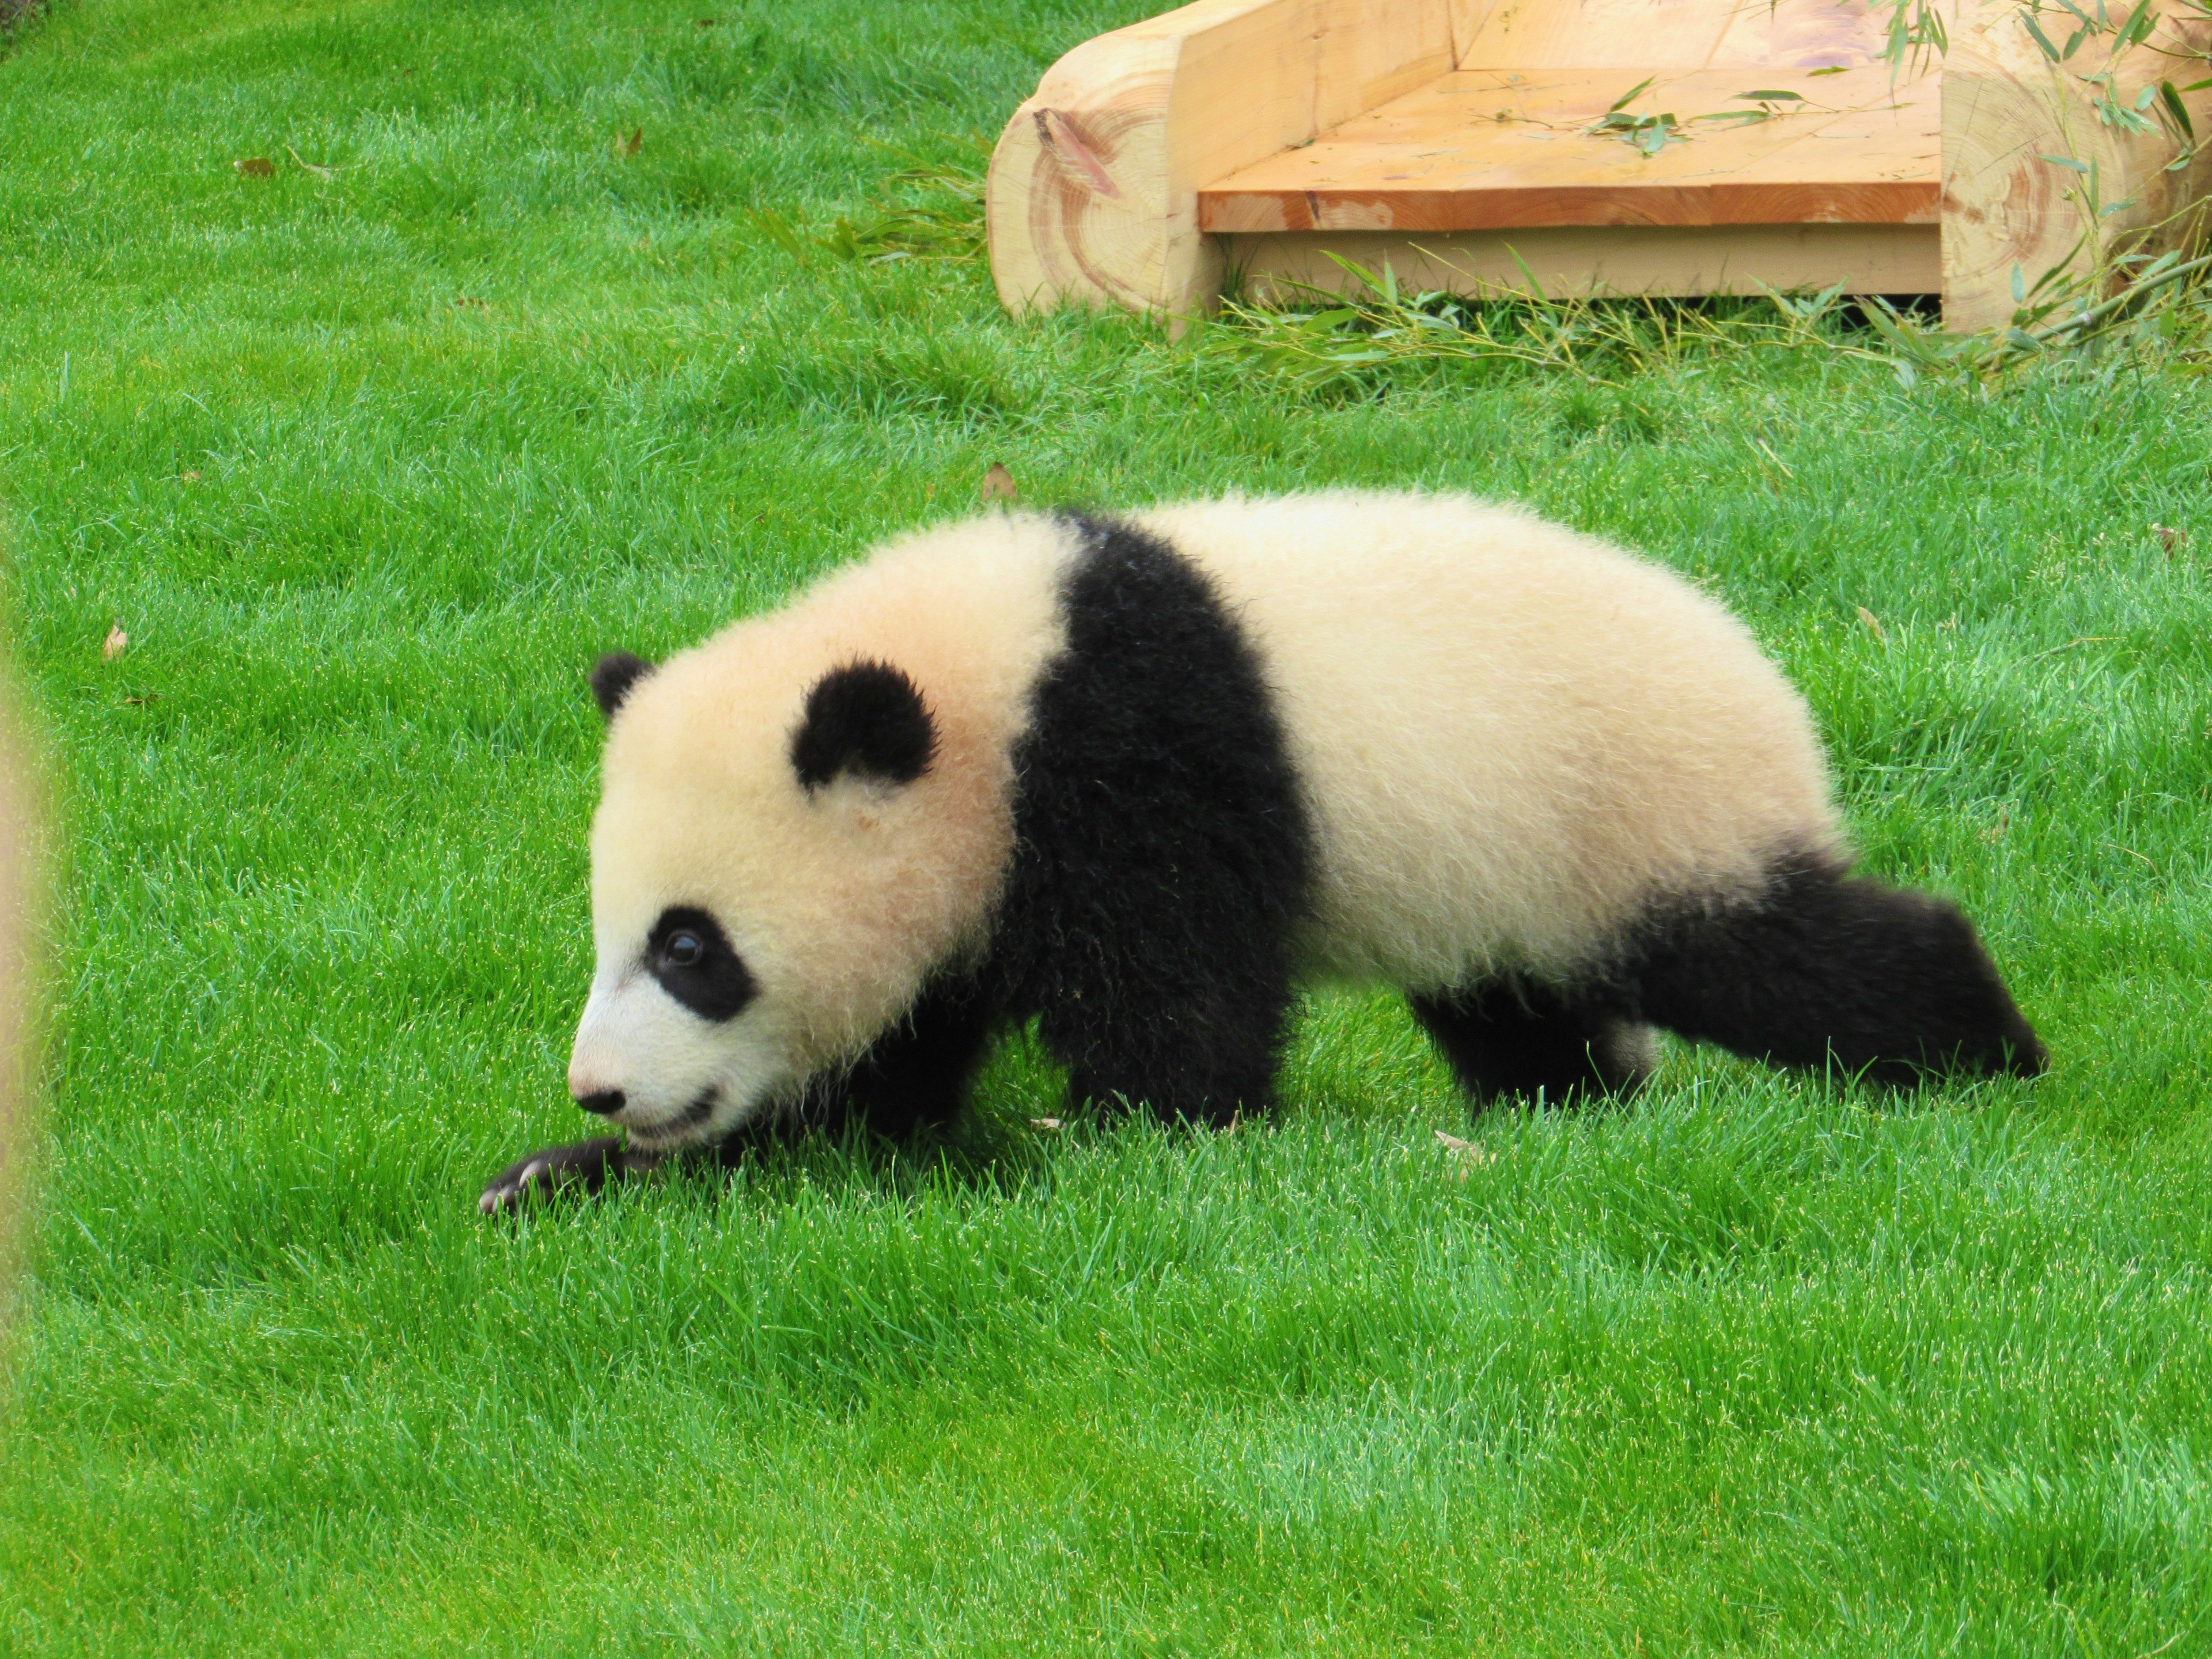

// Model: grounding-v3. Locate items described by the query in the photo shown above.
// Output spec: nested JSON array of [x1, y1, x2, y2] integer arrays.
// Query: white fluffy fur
[[575, 491, 1839, 1141], [1138, 493, 1840, 986]]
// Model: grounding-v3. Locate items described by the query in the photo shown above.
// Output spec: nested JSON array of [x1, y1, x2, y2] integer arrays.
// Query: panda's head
[[565, 639, 980, 1152]]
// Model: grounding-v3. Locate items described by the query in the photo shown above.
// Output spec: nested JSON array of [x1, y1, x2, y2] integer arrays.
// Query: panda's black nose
[[575, 1089, 626, 1116]]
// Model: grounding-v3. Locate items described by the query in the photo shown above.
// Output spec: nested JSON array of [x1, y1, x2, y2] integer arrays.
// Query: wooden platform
[[987, 0, 2212, 330], [1198, 66, 1939, 234]]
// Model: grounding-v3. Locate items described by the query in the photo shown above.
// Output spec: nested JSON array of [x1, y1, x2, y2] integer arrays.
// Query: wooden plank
[[1200, 66, 1938, 232], [1452, 0, 1891, 70], [1224, 222, 1940, 294], [1447, 0, 1506, 62], [1315, 0, 1460, 127]]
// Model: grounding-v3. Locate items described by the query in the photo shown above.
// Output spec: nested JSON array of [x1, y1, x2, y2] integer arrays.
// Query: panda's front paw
[[478, 1136, 662, 1214]]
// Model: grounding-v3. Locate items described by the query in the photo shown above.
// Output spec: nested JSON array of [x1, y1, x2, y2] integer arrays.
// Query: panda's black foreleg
[[1408, 983, 1652, 1108], [1628, 853, 2047, 1084], [795, 978, 997, 1142], [1044, 968, 1297, 1129], [478, 1135, 672, 1214]]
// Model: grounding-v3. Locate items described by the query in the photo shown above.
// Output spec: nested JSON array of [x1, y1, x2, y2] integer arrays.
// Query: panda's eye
[[643, 906, 755, 1022]]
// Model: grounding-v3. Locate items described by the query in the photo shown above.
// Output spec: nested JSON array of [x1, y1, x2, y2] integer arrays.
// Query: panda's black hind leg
[[1410, 983, 1653, 1108], [1628, 851, 2046, 1084]]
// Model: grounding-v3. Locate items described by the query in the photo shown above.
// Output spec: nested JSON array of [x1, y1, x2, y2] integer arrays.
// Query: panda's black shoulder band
[[977, 512, 1315, 1123]]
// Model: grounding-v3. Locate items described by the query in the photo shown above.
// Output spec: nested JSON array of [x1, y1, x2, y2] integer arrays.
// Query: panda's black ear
[[791, 661, 937, 791], [590, 652, 654, 721]]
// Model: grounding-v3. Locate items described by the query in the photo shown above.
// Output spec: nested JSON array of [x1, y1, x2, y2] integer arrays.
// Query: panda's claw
[[478, 1135, 637, 1214]]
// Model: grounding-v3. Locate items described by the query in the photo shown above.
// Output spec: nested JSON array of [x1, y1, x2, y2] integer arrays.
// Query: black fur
[[974, 513, 1315, 1125], [1408, 983, 1650, 1105], [1411, 848, 2044, 1105], [790, 660, 937, 790], [1625, 849, 2046, 1085], [645, 905, 756, 1022], [591, 651, 653, 719], [479, 1135, 668, 1214], [790, 979, 995, 1143], [793, 512, 1315, 1133]]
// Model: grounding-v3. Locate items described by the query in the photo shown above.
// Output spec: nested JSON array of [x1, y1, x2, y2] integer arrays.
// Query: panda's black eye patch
[[644, 906, 755, 1022]]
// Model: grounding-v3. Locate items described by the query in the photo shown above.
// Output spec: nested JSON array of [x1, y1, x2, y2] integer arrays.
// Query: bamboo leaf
[[2159, 78, 2197, 136], [1607, 76, 1656, 113], [2113, 0, 2157, 50], [2023, 11, 2066, 59]]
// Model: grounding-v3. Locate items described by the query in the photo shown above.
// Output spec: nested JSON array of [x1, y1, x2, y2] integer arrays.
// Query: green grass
[[3, 0, 2211, 1652]]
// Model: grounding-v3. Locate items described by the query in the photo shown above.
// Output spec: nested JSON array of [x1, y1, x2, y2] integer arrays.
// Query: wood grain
[[990, 0, 2212, 324], [1453, 0, 1892, 71], [1225, 221, 1940, 294], [987, 0, 1455, 316], [1200, 65, 1938, 231], [1938, 6, 2212, 332]]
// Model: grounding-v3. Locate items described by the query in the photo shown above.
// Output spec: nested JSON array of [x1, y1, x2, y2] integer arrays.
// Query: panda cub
[[481, 492, 2043, 1211]]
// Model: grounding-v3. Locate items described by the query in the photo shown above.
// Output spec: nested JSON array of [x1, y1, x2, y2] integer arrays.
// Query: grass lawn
[[4, 0, 2212, 1652]]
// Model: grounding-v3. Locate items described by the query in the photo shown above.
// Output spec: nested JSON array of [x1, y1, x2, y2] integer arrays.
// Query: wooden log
[[1940, 8, 2212, 333], [987, 0, 1455, 316]]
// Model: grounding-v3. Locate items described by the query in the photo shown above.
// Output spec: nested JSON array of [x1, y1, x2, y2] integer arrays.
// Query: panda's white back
[[1134, 492, 1842, 987]]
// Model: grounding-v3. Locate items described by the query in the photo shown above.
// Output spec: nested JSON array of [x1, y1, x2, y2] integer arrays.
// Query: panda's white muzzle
[[566, 969, 789, 1149]]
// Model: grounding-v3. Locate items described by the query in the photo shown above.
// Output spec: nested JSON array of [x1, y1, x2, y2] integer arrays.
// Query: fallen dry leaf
[[980, 463, 1017, 504], [101, 625, 127, 662], [2153, 524, 2188, 556], [179, 470, 200, 482], [233, 156, 275, 179], [1855, 605, 1887, 644], [1434, 1128, 1494, 1167], [695, 14, 718, 25], [122, 694, 162, 708], [453, 295, 488, 309], [1029, 1116, 1063, 1133], [616, 127, 642, 159], [1979, 804, 2009, 844]]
